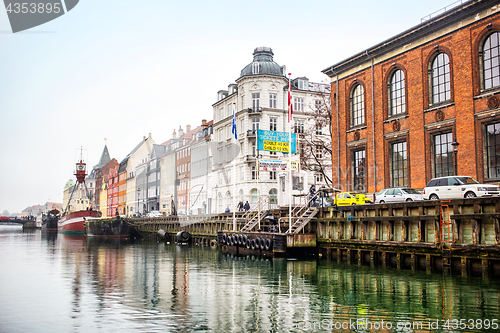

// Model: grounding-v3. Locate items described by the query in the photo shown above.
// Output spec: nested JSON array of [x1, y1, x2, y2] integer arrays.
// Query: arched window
[[225, 191, 231, 211], [218, 193, 222, 213], [389, 69, 405, 116], [252, 62, 259, 74], [483, 32, 500, 90], [250, 188, 259, 204], [350, 84, 364, 127], [430, 52, 451, 104]]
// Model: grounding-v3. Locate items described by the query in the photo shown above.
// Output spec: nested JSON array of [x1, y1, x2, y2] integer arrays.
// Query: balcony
[[245, 155, 257, 163], [247, 107, 262, 113], [246, 129, 257, 138]]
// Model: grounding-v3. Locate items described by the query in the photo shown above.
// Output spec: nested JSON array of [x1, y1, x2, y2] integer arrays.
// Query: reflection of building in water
[[53, 240, 500, 331]]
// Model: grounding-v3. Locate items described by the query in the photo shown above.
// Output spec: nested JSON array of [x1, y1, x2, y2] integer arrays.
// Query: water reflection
[[1, 227, 499, 332]]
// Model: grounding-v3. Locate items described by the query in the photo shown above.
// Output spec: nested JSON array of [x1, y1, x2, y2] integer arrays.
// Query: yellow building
[[100, 182, 108, 217]]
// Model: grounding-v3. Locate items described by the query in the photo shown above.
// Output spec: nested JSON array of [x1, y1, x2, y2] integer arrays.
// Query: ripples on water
[[0, 225, 499, 333]]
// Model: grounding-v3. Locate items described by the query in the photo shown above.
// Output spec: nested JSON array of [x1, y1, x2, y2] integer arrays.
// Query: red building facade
[[107, 167, 119, 217], [323, 0, 500, 193]]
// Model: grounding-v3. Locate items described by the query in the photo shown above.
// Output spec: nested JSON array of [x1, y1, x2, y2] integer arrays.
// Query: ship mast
[[63, 147, 93, 215]]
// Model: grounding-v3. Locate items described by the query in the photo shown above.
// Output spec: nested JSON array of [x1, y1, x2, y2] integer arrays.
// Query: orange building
[[322, 0, 500, 193]]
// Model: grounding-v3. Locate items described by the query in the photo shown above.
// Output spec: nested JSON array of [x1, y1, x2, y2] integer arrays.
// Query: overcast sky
[[0, 0, 457, 214]]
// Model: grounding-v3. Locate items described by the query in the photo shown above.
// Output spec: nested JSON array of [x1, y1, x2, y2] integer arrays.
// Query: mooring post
[[461, 257, 468, 276]]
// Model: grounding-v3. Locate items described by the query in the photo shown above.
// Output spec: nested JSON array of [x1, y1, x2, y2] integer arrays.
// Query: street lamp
[[137, 188, 140, 216], [451, 139, 460, 176]]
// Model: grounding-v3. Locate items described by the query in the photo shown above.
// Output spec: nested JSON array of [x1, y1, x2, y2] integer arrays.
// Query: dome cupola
[[240, 47, 284, 78]]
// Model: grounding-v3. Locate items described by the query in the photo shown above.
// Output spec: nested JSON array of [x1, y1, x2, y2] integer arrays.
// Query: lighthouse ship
[[59, 151, 101, 234]]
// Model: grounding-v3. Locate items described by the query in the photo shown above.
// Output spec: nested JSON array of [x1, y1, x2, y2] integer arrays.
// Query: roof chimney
[[202, 119, 207, 125], [172, 129, 177, 139], [178, 126, 184, 137], [186, 124, 191, 132]]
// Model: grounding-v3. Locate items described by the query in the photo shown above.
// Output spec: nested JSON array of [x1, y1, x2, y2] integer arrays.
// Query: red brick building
[[322, 0, 500, 193]]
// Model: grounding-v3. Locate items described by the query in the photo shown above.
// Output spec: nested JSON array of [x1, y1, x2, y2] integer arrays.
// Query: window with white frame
[[252, 93, 260, 110], [252, 166, 258, 180], [315, 144, 323, 159], [269, 93, 277, 108], [316, 124, 322, 135], [252, 117, 260, 131], [294, 120, 304, 134], [351, 84, 365, 127], [430, 52, 451, 104], [483, 32, 500, 90], [219, 107, 224, 121], [315, 100, 322, 112], [315, 172, 323, 182], [252, 62, 259, 74], [294, 97, 304, 112], [389, 69, 406, 116], [270, 118, 277, 131]]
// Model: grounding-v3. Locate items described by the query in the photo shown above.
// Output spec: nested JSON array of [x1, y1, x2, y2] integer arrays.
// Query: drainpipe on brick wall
[[365, 50, 376, 193], [335, 72, 339, 189], [327, 67, 340, 190]]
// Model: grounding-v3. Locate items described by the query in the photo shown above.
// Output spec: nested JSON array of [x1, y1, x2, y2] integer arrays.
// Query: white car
[[423, 176, 500, 200], [146, 210, 163, 217], [375, 187, 423, 203]]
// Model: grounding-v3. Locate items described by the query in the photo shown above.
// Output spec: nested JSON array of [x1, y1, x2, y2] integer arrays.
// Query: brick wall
[[330, 7, 500, 193]]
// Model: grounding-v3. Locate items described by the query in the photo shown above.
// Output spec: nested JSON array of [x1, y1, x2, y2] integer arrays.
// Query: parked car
[[334, 192, 372, 206], [423, 176, 500, 200], [375, 187, 423, 203], [146, 210, 163, 217]]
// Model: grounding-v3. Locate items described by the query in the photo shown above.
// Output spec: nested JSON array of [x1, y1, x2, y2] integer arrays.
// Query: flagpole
[[232, 102, 237, 231], [288, 73, 293, 232]]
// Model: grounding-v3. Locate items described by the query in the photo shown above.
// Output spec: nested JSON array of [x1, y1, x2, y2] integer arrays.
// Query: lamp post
[[451, 139, 460, 176], [137, 188, 141, 216]]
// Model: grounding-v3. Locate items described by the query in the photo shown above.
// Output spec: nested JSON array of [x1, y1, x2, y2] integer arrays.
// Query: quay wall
[[315, 197, 500, 277], [133, 198, 500, 276]]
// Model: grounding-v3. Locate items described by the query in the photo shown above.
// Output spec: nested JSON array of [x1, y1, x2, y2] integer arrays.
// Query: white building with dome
[[208, 47, 330, 213]]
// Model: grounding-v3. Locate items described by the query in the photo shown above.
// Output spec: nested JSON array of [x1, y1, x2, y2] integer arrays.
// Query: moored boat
[[59, 209, 101, 234], [59, 148, 100, 234], [41, 209, 60, 232], [85, 215, 140, 239]]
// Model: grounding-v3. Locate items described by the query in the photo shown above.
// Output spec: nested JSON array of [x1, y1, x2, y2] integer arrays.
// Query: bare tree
[[298, 88, 333, 187]]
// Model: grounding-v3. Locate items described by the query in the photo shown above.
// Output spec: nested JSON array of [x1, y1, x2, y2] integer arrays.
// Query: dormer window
[[252, 62, 259, 74], [298, 79, 308, 90]]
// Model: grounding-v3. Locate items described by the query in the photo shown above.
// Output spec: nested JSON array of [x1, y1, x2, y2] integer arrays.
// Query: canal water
[[0, 225, 499, 333]]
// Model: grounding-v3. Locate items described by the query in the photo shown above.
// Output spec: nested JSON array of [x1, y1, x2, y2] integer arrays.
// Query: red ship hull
[[58, 210, 101, 234]]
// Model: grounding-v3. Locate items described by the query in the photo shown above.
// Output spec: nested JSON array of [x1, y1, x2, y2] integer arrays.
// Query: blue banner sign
[[257, 130, 296, 154]]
